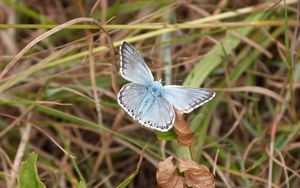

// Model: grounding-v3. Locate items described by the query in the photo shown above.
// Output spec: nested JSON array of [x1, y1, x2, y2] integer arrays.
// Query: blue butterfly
[[117, 41, 215, 132]]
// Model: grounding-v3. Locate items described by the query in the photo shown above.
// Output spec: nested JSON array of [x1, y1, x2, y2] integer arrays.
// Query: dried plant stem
[[268, 112, 284, 188], [2, 21, 300, 30], [202, 151, 232, 188], [31, 124, 75, 158], [0, 17, 102, 82], [88, 36, 102, 125], [7, 121, 31, 188]]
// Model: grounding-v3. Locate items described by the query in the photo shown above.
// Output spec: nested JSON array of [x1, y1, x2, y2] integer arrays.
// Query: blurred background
[[0, 0, 299, 187]]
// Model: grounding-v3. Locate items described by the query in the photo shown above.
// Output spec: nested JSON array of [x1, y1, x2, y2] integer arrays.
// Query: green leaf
[[184, 12, 269, 87], [181, 12, 276, 161], [116, 147, 145, 188], [155, 129, 176, 140], [77, 181, 87, 188], [18, 152, 46, 188], [116, 172, 138, 188]]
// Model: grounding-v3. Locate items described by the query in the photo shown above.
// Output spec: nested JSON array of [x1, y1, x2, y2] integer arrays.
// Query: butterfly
[[117, 41, 215, 132]]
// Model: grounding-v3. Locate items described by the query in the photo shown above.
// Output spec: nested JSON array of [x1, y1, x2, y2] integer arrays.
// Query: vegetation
[[0, 0, 299, 187]]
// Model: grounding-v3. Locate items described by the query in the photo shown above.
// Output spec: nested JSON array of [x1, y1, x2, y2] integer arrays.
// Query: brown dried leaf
[[173, 110, 194, 146], [178, 158, 215, 188], [156, 156, 185, 188]]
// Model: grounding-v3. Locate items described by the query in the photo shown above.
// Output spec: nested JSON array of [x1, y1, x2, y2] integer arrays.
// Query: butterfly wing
[[163, 85, 215, 113], [139, 96, 175, 132], [118, 83, 175, 132], [117, 83, 147, 119], [119, 41, 154, 84]]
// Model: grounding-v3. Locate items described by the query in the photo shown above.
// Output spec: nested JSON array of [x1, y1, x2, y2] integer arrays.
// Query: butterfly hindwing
[[139, 95, 175, 132], [163, 85, 215, 113], [117, 83, 175, 132], [119, 41, 154, 84], [117, 83, 148, 119]]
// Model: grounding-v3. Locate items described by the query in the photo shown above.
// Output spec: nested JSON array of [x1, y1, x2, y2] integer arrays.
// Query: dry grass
[[0, 0, 300, 187]]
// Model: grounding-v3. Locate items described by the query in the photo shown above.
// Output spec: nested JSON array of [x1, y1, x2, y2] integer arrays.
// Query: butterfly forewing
[[163, 86, 215, 113], [119, 41, 154, 84], [117, 83, 175, 132]]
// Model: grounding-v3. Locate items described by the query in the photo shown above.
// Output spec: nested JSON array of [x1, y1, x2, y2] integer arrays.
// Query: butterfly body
[[146, 80, 164, 97], [118, 41, 215, 132]]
